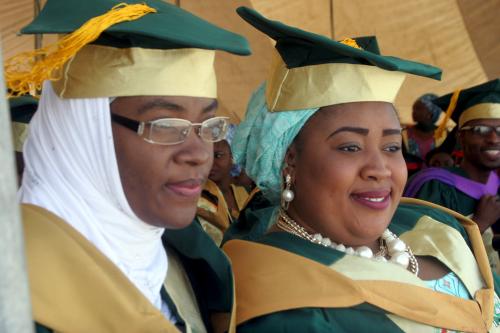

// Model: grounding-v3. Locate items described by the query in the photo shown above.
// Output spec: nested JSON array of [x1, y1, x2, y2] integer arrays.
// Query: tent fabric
[[1, 0, 498, 123]]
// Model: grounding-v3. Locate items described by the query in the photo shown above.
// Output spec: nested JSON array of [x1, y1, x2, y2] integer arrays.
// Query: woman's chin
[[144, 207, 198, 229]]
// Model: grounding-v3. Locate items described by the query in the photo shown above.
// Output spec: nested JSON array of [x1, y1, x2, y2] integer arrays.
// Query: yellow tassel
[[339, 38, 363, 50], [434, 89, 461, 141], [4, 3, 157, 97]]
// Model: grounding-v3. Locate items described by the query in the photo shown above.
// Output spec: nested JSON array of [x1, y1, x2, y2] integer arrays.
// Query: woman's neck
[[215, 178, 239, 213], [285, 208, 381, 254], [215, 177, 232, 192], [414, 122, 436, 133]]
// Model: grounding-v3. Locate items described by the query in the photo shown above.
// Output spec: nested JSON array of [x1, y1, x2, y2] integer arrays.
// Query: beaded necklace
[[277, 209, 419, 275]]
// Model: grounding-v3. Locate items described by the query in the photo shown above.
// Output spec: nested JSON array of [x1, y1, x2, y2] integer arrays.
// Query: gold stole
[[22, 204, 180, 333], [223, 198, 494, 333], [197, 179, 231, 231], [229, 184, 249, 219], [239, 187, 261, 212]]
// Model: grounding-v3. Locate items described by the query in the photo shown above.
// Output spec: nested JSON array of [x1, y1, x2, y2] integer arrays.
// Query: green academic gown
[[409, 167, 498, 217], [408, 167, 500, 273], [223, 199, 500, 333], [21, 204, 234, 333]]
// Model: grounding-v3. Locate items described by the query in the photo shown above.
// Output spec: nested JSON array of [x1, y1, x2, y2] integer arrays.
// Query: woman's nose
[[360, 151, 391, 181], [175, 129, 212, 166]]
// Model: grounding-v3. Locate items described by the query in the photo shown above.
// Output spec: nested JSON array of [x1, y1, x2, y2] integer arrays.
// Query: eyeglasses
[[111, 113, 229, 145], [460, 125, 500, 137]]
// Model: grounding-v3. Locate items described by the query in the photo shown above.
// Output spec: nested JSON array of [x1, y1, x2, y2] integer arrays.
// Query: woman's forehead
[[309, 102, 399, 127]]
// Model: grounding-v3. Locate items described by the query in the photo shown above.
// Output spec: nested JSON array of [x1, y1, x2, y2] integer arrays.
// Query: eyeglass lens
[[148, 117, 228, 144], [469, 126, 500, 136]]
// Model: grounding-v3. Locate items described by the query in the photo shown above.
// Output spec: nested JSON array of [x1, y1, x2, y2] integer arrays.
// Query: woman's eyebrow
[[327, 127, 368, 140], [138, 100, 184, 114], [383, 128, 403, 136], [203, 100, 218, 113], [137, 99, 218, 115], [326, 127, 402, 140]]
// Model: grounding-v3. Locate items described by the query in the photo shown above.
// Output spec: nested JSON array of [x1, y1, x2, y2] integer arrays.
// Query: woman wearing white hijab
[[7, 0, 250, 332]]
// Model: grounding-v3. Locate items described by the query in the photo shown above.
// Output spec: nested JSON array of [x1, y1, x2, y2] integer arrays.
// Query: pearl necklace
[[277, 210, 419, 275]]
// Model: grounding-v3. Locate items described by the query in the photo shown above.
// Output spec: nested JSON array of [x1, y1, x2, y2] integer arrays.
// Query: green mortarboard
[[9, 96, 38, 152], [236, 6, 442, 112], [23, 0, 250, 54], [434, 79, 500, 128], [6, 0, 251, 99]]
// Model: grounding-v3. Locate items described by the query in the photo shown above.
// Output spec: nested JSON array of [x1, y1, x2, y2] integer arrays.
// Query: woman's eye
[[384, 145, 401, 153], [214, 152, 225, 158], [338, 145, 361, 152]]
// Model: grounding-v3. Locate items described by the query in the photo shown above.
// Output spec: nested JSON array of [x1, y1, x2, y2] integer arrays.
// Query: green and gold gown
[[22, 204, 235, 333], [224, 199, 500, 333]]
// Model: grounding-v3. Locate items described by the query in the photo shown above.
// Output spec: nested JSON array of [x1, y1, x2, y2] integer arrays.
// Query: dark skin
[[412, 100, 435, 129], [411, 99, 436, 135], [233, 169, 255, 192], [111, 95, 217, 229], [428, 152, 454, 168], [458, 118, 500, 232], [272, 102, 449, 280], [209, 140, 239, 214]]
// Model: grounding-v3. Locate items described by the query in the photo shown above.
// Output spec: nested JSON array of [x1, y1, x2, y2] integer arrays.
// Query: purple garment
[[404, 168, 500, 200]]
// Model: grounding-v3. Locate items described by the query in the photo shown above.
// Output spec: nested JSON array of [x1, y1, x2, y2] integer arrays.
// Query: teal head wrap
[[232, 84, 318, 204]]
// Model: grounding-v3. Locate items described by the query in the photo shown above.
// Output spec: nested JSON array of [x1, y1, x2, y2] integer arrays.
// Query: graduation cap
[[434, 79, 500, 129], [9, 96, 38, 152], [236, 6, 442, 112], [5, 0, 251, 99]]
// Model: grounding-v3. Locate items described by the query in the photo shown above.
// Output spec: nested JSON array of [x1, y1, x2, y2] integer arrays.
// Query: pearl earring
[[281, 174, 294, 210]]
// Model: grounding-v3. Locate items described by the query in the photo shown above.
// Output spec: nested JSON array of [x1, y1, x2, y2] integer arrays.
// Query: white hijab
[[19, 82, 172, 318]]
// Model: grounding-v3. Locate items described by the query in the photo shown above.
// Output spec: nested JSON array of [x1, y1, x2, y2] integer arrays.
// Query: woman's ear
[[284, 144, 298, 176]]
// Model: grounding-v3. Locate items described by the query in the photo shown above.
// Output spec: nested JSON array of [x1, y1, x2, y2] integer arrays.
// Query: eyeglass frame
[[110, 113, 230, 145], [460, 125, 500, 137]]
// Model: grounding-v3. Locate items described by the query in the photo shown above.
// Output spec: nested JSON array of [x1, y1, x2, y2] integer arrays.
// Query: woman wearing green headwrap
[[222, 7, 500, 333]]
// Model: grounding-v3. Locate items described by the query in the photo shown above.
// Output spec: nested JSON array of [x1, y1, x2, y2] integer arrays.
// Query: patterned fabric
[[424, 272, 470, 299], [225, 123, 237, 145], [224, 123, 242, 177], [494, 293, 500, 328], [405, 126, 436, 159], [232, 84, 317, 204]]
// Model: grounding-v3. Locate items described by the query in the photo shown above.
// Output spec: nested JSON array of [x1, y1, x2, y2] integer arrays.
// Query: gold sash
[[224, 198, 494, 333], [230, 184, 249, 219], [197, 179, 231, 230], [22, 204, 180, 333]]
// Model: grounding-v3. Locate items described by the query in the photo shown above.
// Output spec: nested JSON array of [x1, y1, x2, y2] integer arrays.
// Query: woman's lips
[[350, 190, 391, 210], [164, 179, 203, 198]]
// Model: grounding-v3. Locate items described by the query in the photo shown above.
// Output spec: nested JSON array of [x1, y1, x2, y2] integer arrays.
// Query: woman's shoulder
[[392, 199, 469, 241], [222, 194, 275, 244]]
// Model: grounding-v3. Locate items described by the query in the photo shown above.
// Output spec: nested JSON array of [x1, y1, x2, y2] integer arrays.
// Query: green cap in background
[[434, 78, 500, 128]]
